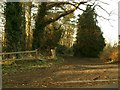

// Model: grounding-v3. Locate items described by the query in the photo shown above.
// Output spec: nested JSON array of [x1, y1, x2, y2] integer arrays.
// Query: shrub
[[56, 44, 73, 56], [99, 44, 119, 63], [56, 44, 68, 55]]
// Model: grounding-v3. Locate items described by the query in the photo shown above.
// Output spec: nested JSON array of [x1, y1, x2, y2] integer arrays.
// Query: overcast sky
[[97, 0, 119, 45], [118, 1, 120, 35]]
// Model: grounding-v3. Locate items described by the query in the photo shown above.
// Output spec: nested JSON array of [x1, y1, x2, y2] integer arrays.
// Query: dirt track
[[2, 56, 119, 88]]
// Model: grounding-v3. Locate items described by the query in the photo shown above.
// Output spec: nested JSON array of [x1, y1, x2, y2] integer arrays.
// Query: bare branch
[[46, 1, 88, 10], [58, 5, 67, 12], [95, 4, 111, 16], [45, 9, 75, 25], [97, 14, 111, 21], [78, 8, 85, 11], [45, 1, 88, 25], [97, 14, 114, 27], [96, 0, 109, 5]]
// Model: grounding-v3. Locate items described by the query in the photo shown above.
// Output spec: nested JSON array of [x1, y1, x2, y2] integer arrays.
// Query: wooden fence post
[[35, 49, 38, 60]]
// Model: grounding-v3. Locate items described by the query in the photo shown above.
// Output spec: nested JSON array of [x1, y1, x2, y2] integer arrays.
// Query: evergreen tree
[[4, 2, 23, 52], [74, 6, 106, 57], [32, 2, 47, 50]]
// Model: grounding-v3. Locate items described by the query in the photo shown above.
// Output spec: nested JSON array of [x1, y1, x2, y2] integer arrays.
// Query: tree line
[[2, 1, 106, 58]]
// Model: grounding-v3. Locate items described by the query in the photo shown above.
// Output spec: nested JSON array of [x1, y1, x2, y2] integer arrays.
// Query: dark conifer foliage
[[32, 2, 47, 50], [73, 6, 106, 57], [4, 2, 23, 52]]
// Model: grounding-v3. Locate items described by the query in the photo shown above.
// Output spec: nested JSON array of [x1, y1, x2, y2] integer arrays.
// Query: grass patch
[[2, 57, 64, 74], [53, 57, 64, 64]]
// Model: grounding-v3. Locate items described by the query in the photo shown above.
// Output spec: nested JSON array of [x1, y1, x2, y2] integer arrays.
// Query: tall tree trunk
[[21, 2, 26, 51], [25, 2, 32, 50]]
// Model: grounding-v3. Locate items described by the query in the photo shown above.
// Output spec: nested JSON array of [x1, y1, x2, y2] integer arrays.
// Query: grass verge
[[2, 56, 64, 74]]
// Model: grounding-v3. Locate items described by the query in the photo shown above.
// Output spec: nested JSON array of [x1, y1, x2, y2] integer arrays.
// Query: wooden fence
[[0, 49, 42, 62]]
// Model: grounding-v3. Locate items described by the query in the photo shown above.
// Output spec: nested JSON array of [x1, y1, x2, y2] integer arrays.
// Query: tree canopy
[[73, 5, 106, 57], [2, 1, 110, 58], [4, 2, 23, 52]]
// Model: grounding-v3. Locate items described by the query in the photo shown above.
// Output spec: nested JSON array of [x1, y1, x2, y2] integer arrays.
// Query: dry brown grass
[[99, 44, 119, 63]]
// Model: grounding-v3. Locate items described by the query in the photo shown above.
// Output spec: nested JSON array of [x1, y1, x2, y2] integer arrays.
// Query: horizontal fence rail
[[0, 49, 45, 64], [0, 49, 37, 55]]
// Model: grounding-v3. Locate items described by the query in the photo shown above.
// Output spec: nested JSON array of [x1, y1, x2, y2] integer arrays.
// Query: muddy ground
[[2, 56, 119, 88]]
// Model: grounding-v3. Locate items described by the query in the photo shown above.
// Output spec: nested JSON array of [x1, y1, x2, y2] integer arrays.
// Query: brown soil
[[2, 56, 119, 88]]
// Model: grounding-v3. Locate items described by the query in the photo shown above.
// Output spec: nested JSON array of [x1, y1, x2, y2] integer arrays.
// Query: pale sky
[[97, 0, 119, 45], [74, 0, 119, 46], [119, 1, 120, 36]]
